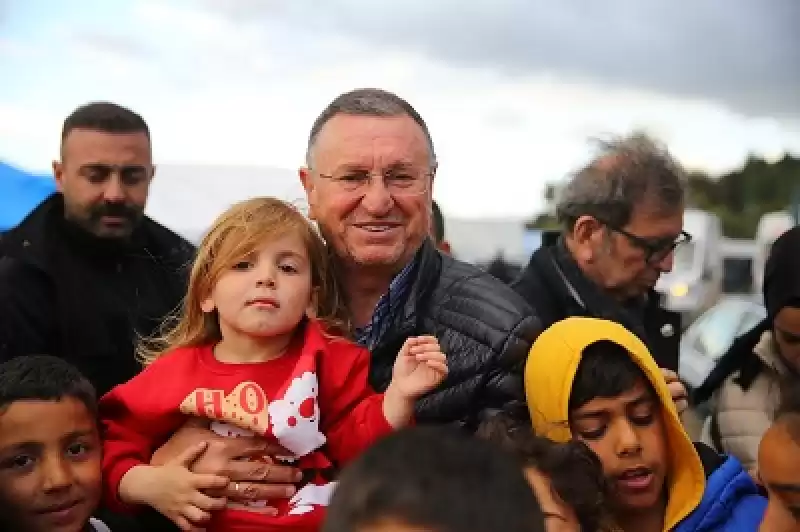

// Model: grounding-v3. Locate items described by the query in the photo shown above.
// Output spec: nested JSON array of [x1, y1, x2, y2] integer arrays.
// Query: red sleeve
[[318, 342, 397, 466], [99, 356, 188, 512]]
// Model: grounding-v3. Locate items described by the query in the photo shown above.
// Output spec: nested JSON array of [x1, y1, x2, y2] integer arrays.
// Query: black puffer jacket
[[367, 240, 542, 431]]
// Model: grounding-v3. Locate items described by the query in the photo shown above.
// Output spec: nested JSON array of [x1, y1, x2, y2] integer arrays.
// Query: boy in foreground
[[0, 355, 109, 532], [323, 426, 545, 532], [524, 317, 765, 532]]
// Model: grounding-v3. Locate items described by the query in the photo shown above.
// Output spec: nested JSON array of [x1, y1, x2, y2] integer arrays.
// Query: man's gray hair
[[556, 132, 687, 231], [305, 88, 437, 167]]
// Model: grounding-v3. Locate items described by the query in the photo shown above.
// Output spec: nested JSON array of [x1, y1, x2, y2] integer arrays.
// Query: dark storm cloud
[[201, 0, 800, 120]]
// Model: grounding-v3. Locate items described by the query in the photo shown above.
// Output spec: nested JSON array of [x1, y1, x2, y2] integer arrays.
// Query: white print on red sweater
[[179, 373, 326, 457], [288, 482, 337, 515], [267, 372, 326, 456], [182, 374, 333, 512]]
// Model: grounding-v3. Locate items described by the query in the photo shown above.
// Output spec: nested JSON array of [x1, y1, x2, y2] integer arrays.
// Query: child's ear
[[200, 297, 215, 313]]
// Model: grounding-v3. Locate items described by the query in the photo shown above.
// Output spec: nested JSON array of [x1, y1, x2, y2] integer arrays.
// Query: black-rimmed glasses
[[607, 225, 691, 264]]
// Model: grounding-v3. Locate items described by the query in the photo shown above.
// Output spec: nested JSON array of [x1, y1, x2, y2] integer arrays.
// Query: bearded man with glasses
[[513, 133, 690, 411]]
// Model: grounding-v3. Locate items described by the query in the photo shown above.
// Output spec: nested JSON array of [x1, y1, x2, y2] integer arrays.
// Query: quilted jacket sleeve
[[713, 371, 777, 473], [416, 256, 542, 429]]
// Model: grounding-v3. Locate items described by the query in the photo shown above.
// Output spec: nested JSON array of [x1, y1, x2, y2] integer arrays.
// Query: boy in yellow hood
[[525, 317, 766, 532]]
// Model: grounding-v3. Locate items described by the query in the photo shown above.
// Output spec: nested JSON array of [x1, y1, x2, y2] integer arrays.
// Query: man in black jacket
[[512, 133, 687, 389], [0, 102, 194, 396], [297, 88, 540, 428]]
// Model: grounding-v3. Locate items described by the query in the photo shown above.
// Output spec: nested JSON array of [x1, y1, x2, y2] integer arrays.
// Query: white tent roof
[[145, 164, 307, 242]]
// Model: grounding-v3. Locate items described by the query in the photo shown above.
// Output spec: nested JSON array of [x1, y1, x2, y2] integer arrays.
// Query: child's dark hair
[[569, 340, 654, 411], [0, 356, 97, 416], [477, 409, 609, 531], [323, 426, 545, 532]]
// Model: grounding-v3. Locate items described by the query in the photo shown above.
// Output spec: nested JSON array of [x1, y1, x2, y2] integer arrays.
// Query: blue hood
[[674, 449, 766, 532]]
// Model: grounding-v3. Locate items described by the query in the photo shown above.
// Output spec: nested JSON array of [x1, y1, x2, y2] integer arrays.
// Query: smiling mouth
[[353, 223, 402, 233]]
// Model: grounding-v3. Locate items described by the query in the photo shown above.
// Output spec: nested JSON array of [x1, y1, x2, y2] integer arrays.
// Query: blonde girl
[[99, 197, 448, 532]]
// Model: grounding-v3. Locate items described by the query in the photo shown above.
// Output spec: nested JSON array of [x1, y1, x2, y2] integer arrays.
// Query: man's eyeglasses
[[317, 168, 431, 196], [606, 224, 692, 264]]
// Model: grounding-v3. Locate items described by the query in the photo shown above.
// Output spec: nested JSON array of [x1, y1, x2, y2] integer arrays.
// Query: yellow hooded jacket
[[524, 317, 705, 531]]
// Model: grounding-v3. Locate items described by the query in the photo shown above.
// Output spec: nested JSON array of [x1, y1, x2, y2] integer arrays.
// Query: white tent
[[145, 164, 307, 242]]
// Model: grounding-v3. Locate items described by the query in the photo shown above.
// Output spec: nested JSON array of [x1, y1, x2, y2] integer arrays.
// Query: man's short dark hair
[[61, 102, 150, 145], [0, 356, 97, 417], [569, 340, 653, 412], [323, 426, 545, 532], [431, 200, 445, 243]]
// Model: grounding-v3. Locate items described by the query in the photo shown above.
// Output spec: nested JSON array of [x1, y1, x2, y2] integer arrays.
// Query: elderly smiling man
[[297, 88, 540, 415], [148, 89, 541, 524]]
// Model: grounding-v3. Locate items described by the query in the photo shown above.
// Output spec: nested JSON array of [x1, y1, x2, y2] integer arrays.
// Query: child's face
[[524, 467, 581, 532], [0, 397, 102, 532], [773, 307, 800, 372], [204, 232, 314, 342], [569, 378, 667, 513], [757, 419, 800, 532]]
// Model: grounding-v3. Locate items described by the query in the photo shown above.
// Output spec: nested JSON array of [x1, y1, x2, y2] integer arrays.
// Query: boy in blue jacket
[[525, 317, 766, 532]]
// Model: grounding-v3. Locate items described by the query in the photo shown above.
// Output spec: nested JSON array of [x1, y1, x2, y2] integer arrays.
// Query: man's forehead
[[312, 113, 430, 166], [62, 128, 151, 161]]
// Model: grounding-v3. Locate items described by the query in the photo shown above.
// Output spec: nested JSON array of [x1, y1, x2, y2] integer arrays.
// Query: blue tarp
[[0, 162, 55, 231]]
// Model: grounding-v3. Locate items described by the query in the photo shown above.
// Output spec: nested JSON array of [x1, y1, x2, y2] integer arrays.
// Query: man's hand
[[661, 368, 689, 415], [151, 418, 303, 511]]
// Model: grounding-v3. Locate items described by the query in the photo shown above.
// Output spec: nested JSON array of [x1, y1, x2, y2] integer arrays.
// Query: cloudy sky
[[1, 0, 799, 219]]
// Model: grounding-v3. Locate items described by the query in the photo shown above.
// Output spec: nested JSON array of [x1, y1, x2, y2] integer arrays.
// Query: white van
[[753, 211, 795, 296], [655, 209, 722, 326]]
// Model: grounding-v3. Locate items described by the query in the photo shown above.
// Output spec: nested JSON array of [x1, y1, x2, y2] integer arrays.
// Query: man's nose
[[103, 176, 126, 203], [359, 176, 394, 215]]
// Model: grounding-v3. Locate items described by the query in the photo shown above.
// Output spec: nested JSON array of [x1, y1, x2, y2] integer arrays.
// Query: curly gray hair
[[556, 132, 686, 231]]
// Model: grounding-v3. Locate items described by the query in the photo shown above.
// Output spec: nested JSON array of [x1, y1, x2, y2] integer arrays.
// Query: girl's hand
[[383, 336, 448, 428], [120, 442, 229, 531], [391, 336, 449, 398]]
